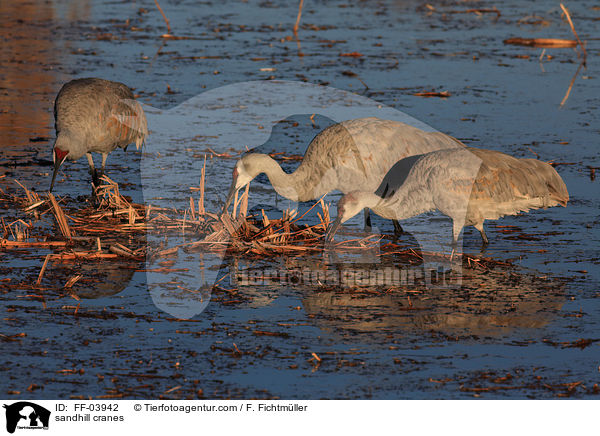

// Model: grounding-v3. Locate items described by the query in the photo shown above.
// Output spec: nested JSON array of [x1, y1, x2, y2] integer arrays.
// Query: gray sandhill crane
[[49, 78, 148, 192], [326, 147, 568, 244], [222, 117, 465, 233]]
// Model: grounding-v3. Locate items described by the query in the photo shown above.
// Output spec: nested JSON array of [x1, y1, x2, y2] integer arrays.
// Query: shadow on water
[[224, 237, 565, 340], [46, 258, 139, 300], [302, 266, 565, 339]]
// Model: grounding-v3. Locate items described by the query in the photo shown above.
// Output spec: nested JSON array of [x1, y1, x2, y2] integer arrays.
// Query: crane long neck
[[363, 184, 434, 221], [258, 155, 315, 202]]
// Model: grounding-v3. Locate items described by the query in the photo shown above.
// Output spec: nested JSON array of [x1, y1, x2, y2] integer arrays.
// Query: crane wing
[[469, 148, 569, 207], [108, 98, 148, 150]]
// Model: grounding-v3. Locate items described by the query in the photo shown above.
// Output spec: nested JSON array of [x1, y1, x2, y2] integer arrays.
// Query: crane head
[[49, 147, 69, 192], [325, 192, 378, 241], [325, 193, 358, 241], [221, 157, 257, 215]]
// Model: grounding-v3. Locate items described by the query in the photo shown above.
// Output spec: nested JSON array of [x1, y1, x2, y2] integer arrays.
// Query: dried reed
[[48, 193, 72, 240]]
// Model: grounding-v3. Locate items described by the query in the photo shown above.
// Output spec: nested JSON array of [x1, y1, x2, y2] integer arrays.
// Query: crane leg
[[363, 208, 372, 232], [392, 220, 403, 236], [474, 222, 489, 245], [87, 153, 100, 186], [86, 153, 101, 205], [99, 153, 108, 179], [451, 220, 462, 246], [449, 221, 463, 262]]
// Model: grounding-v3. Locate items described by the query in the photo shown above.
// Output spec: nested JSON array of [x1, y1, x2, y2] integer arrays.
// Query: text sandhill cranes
[[222, 117, 465, 234], [50, 78, 148, 193], [326, 147, 568, 245]]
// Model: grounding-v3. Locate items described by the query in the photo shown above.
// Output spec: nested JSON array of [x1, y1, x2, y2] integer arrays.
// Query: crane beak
[[221, 167, 241, 216], [50, 147, 69, 192], [325, 216, 342, 242], [49, 157, 65, 192], [221, 182, 238, 216]]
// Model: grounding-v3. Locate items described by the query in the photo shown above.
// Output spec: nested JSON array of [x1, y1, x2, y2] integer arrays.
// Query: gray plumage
[[222, 117, 465, 229], [50, 78, 148, 191], [328, 147, 569, 244]]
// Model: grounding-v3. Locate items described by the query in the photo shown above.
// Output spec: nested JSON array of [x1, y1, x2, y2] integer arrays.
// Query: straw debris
[[0, 153, 509, 296]]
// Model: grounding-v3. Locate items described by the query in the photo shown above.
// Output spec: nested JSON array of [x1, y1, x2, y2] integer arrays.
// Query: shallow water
[[1, 0, 599, 398]]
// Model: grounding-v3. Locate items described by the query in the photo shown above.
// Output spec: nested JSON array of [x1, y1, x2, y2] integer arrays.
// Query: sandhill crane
[[222, 117, 465, 233], [326, 147, 569, 244], [49, 78, 148, 192]]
